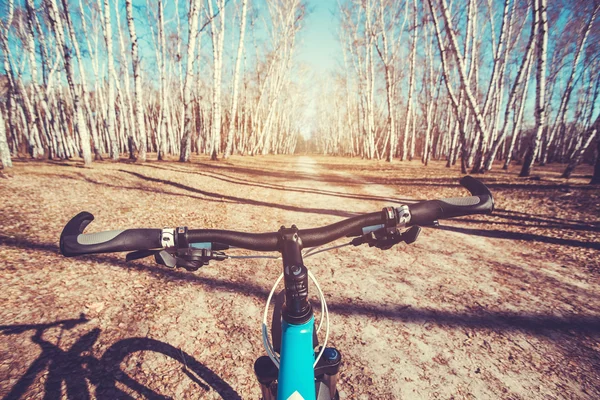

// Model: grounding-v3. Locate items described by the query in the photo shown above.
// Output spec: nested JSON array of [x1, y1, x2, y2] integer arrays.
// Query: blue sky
[[296, 0, 342, 76]]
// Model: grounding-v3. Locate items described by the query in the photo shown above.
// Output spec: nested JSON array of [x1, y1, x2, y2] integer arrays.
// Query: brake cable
[[227, 255, 281, 260], [303, 242, 353, 258]]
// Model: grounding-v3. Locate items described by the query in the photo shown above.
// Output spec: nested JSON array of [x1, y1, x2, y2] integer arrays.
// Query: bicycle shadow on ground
[[0, 316, 242, 400]]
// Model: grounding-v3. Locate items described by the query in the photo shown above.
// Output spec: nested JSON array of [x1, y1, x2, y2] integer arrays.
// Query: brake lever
[[155, 250, 178, 268], [153, 248, 227, 271], [351, 226, 421, 250], [126, 249, 160, 262]]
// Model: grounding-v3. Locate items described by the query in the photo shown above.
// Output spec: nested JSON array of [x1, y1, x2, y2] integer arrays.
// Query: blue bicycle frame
[[278, 317, 316, 400]]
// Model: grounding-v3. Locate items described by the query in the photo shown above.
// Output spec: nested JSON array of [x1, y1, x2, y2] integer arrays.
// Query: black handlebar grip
[[409, 176, 494, 226], [60, 212, 162, 257]]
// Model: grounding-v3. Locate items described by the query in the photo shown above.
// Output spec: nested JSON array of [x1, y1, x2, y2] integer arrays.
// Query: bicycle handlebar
[[60, 211, 162, 257], [60, 176, 493, 257], [409, 176, 494, 226], [184, 211, 385, 251]]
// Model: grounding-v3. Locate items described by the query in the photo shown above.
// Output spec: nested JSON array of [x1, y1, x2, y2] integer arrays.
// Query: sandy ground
[[0, 155, 599, 399]]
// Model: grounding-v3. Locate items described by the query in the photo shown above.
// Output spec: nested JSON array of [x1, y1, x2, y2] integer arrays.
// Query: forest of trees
[[0, 0, 599, 182]]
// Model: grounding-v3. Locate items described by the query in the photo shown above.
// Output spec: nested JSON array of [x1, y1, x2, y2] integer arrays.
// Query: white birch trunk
[[208, 0, 226, 160], [45, 0, 93, 166], [113, 0, 136, 158], [0, 109, 11, 168], [407, 0, 418, 161], [224, 0, 248, 158], [99, 0, 119, 160], [157, 0, 168, 160], [179, 0, 202, 161], [520, 0, 547, 177], [365, 0, 376, 159], [63, 0, 104, 160], [125, 0, 147, 161], [503, 58, 533, 170]]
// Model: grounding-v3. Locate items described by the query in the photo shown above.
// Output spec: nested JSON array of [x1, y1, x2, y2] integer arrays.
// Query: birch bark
[[113, 0, 136, 158], [45, 0, 93, 166], [224, 0, 248, 158], [179, 0, 202, 161], [207, 0, 226, 160], [408, 0, 417, 161], [0, 108, 11, 168], [125, 0, 147, 161], [401, 0, 417, 161], [62, 0, 105, 159], [157, 0, 168, 160], [100, 0, 119, 159], [520, 0, 548, 177]]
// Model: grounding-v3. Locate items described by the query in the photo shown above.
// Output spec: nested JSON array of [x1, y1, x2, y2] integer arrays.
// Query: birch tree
[[61, 0, 104, 159], [373, 0, 407, 162], [179, 0, 202, 161], [113, 0, 136, 157], [45, 0, 93, 166], [520, 0, 548, 177], [125, 0, 147, 161], [0, 109, 11, 168], [428, 0, 469, 172], [207, 0, 226, 160], [100, 0, 119, 160], [224, 0, 248, 158], [156, 0, 168, 160], [406, 0, 417, 161]]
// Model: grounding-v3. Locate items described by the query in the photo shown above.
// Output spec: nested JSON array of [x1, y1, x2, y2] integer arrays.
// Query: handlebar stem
[[279, 225, 313, 325]]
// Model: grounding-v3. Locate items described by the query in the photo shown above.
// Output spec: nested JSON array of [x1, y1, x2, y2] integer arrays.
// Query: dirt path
[[0, 155, 598, 399]]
